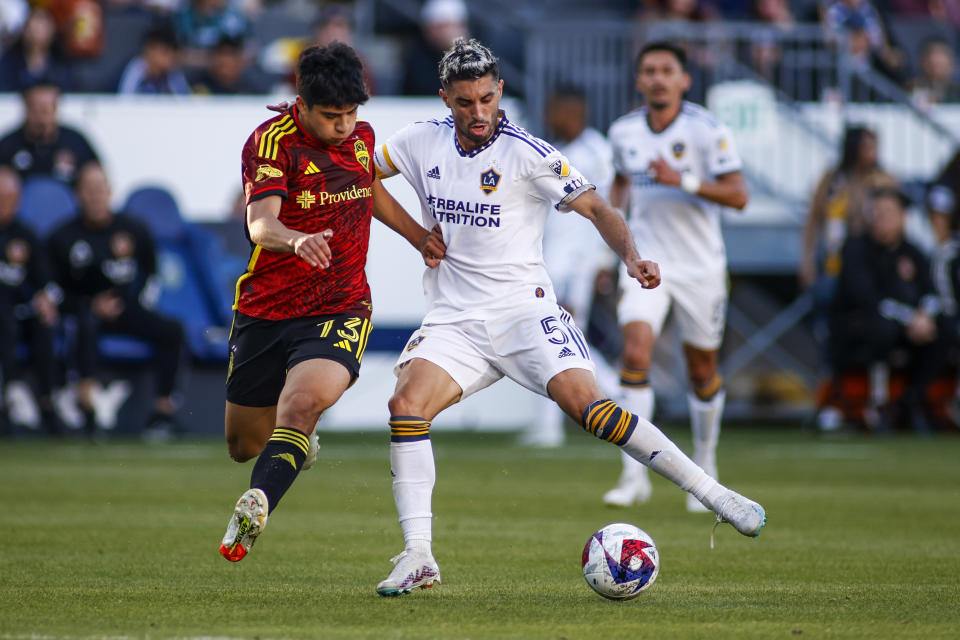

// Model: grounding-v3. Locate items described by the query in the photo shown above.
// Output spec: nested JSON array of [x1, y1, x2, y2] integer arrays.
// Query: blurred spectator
[[747, 0, 795, 82], [908, 39, 960, 108], [0, 8, 74, 92], [190, 35, 268, 94], [0, 165, 63, 436], [259, 6, 374, 96], [173, 0, 249, 69], [47, 163, 185, 438], [927, 184, 956, 249], [0, 80, 99, 184], [637, 0, 720, 21], [402, 0, 469, 95], [928, 186, 960, 414], [891, 0, 960, 28], [830, 188, 943, 433], [0, 0, 28, 48], [823, 0, 904, 82], [801, 126, 895, 292], [48, 0, 104, 59], [117, 24, 191, 94]]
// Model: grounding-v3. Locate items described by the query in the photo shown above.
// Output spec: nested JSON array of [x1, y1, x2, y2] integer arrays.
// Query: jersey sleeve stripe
[[381, 144, 398, 172], [232, 245, 262, 310], [257, 115, 290, 158], [501, 131, 549, 157], [249, 186, 287, 202], [258, 116, 296, 160]]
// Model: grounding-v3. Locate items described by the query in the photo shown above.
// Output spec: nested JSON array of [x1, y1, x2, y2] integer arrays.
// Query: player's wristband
[[681, 173, 702, 195]]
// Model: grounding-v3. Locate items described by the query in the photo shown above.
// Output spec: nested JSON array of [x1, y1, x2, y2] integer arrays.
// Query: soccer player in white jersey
[[521, 86, 619, 447], [372, 38, 764, 597], [603, 41, 750, 512]]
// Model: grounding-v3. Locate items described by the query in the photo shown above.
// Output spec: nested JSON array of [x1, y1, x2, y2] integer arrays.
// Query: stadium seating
[[122, 185, 232, 363], [17, 177, 77, 238]]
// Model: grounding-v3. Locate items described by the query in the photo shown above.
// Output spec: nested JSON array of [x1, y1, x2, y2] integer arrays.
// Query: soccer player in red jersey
[[219, 42, 445, 562]]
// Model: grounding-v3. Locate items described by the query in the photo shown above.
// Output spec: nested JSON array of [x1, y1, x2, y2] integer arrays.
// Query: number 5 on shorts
[[540, 316, 569, 345]]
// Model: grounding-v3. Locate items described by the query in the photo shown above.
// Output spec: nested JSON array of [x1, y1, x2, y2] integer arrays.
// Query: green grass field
[[2, 426, 959, 639]]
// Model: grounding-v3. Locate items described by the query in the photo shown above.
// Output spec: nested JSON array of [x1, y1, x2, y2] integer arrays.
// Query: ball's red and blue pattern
[[581, 522, 660, 600]]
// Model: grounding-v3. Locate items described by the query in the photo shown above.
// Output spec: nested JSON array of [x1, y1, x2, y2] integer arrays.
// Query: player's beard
[[459, 114, 497, 146]]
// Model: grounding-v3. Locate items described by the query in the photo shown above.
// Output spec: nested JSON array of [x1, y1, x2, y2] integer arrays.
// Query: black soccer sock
[[249, 427, 309, 514]]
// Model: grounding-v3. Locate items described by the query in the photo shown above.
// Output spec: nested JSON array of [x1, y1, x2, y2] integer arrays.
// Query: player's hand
[[627, 259, 661, 289], [31, 290, 58, 326], [647, 156, 682, 187], [91, 291, 124, 320], [419, 225, 446, 269], [267, 100, 294, 113], [293, 229, 334, 269]]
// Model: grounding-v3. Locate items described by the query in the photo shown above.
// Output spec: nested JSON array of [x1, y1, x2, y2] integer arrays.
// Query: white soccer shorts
[[394, 302, 595, 400], [618, 265, 728, 350]]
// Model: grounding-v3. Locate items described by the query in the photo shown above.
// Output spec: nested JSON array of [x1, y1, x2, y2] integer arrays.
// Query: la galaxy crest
[[354, 139, 370, 171], [480, 167, 501, 195], [672, 142, 685, 159]]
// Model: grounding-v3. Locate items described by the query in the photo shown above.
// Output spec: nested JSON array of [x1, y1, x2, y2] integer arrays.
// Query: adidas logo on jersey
[[426, 166, 441, 179], [558, 347, 575, 358], [305, 162, 321, 175]]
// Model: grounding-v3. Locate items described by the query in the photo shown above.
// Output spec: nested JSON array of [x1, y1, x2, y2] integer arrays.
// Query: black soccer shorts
[[225, 311, 373, 407]]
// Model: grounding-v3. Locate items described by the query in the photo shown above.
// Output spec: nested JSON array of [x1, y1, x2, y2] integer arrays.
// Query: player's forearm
[[372, 180, 428, 249], [247, 213, 306, 253], [694, 180, 749, 210], [246, 196, 305, 253], [592, 205, 641, 265]]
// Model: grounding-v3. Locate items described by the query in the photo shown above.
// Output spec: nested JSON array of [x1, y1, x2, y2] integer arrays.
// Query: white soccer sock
[[619, 416, 726, 508], [390, 440, 435, 554], [525, 394, 565, 446], [617, 386, 654, 482], [688, 389, 725, 478]]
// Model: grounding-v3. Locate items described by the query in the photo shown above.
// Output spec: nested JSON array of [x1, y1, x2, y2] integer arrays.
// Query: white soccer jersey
[[374, 111, 594, 324], [608, 101, 742, 279]]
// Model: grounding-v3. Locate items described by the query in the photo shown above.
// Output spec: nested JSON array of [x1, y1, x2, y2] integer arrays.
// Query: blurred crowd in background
[[3, 0, 960, 439]]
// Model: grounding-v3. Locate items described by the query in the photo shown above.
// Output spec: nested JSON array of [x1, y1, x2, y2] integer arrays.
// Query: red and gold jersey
[[236, 108, 375, 321]]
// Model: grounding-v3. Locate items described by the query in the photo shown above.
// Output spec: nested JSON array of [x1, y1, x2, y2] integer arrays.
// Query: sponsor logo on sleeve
[[256, 164, 284, 182]]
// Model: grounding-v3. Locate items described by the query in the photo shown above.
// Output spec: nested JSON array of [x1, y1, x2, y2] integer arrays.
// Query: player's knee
[[387, 392, 420, 418], [226, 434, 258, 462], [277, 389, 323, 432], [621, 340, 652, 370]]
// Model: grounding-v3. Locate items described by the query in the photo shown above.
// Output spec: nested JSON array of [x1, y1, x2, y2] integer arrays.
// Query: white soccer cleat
[[219, 488, 269, 562], [376, 550, 441, 597], [302, 427, 320, 471], [713, 489, 766, 537], [602, 472, 652, 507]]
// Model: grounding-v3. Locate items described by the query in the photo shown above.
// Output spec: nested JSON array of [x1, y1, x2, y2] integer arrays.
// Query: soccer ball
[[581, 522, 660, 600]]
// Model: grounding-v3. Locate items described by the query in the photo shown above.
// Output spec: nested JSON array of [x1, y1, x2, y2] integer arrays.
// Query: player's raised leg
[[549, 368, 765, 538], [376, 357, 461, 596], [220, 358, 351, 562], [684, 343, 725, 512]]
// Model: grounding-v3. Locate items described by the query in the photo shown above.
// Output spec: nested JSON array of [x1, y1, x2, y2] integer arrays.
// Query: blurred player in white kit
[[604, 41, 749, 511], [520, 86, 619, 447]]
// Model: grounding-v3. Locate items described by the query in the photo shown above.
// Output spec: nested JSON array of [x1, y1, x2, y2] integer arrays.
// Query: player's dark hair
[[439, 38, 499, 88], [297, 42, 369, 108], [636, 41, 687, 72]]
